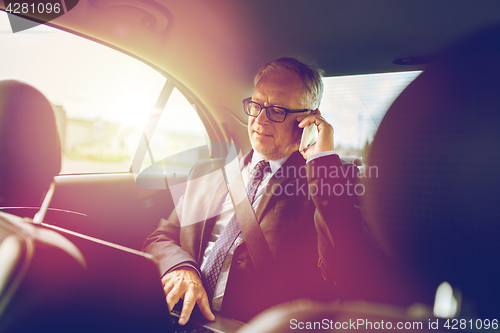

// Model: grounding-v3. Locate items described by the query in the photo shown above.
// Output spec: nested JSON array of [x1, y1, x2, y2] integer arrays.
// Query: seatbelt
[[222, 150, 274, 272]]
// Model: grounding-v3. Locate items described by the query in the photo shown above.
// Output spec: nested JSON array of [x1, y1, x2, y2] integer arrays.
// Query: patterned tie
[[202, 160, 270, 300]]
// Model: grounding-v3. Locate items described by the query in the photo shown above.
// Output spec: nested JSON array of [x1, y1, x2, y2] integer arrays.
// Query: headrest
[[0, 80, 61, 207], [364, 25, 500, 316]]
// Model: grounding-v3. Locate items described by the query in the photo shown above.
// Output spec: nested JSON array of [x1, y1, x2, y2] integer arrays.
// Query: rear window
[[321, 71, 421, 160]]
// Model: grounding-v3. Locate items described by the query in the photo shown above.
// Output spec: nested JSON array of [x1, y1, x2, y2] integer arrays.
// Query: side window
[[138, 87, 209, 174], [0, 12, 208, 175]]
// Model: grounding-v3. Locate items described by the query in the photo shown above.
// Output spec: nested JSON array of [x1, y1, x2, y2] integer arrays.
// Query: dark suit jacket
[[143, 150, 373, 322]]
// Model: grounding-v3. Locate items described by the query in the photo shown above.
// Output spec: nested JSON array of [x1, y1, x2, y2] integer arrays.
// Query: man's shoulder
[[305, 154, 361, 183], [309, 153, 358, 169]]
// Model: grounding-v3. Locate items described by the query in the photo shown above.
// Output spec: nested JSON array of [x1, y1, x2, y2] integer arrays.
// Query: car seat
[[0, 80, 61, 212], [364, 24, 500, 319], [0, 81, 89, 332]]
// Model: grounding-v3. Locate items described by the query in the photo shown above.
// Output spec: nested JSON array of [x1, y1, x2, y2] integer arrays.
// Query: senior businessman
[[143, 57, 373, 324]]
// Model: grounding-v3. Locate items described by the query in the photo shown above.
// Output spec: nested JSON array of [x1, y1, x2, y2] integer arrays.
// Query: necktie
[[202, 160, 270, 300]]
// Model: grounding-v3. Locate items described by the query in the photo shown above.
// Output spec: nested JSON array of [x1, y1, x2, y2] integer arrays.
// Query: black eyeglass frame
[[242, 97, 313, 123]]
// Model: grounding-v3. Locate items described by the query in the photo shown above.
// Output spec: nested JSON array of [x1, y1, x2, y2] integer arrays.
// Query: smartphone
[[299, 123, 318, 152]]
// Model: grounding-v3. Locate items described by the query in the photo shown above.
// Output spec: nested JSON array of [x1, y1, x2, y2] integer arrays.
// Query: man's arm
[[142, 197, 214, 325], [307, 155, 371, 280], [142, 199, 197, 275], [297, 110, 377, 298]]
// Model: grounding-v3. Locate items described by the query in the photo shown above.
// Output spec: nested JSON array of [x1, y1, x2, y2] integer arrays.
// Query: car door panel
[[48, 173, 185, 250]]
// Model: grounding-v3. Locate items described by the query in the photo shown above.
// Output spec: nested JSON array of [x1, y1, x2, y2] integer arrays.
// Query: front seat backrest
[[0, 80, 61, 208], [364, 25, 500, 318]]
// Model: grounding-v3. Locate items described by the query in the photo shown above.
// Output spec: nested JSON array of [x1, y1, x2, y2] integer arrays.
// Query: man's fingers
[[298, 114, 327, 129], [297, 115, 314, 127], [166, 284, 183, 312], [197, 293, 215, 321], [162, 280, 175, 297], [178, 289, 197, 325], [161, 267, 210, 326], [297, 108, 334, 159]]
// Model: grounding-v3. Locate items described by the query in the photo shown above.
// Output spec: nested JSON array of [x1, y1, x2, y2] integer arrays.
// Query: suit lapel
[[255, 151, 305, 221]]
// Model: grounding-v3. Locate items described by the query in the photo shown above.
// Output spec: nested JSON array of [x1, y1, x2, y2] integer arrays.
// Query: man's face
[[248, 72, 312, 161]]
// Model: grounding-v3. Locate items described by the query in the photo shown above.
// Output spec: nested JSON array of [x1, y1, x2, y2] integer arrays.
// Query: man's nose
[[255, 107, 271, 124]]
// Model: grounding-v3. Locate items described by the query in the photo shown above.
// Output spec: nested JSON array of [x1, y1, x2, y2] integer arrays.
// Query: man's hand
[[297, 109, 334, 160], [161, 267, 215, 325]]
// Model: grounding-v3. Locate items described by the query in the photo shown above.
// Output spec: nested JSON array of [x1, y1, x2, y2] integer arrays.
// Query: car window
[[137, 87, 209, 174], [0, 12, 208, 175], [320, 71, 421, 160]]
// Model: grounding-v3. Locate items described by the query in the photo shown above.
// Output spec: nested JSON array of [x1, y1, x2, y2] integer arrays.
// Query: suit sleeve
[[142, 194, 198, 277], [306, 154, 376, 293], [142, 158, 227, 278]]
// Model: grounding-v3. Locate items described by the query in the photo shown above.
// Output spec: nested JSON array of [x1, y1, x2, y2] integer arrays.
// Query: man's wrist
[[306, 150, 337, 163], [165, 262, 201, 277]]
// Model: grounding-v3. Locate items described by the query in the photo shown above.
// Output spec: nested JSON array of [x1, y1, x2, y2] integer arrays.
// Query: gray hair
[[254, 57, 324, 108]]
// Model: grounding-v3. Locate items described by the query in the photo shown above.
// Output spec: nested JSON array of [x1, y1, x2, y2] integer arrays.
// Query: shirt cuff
[[164, 262, 201, 277], [306, 150, 338, 163]]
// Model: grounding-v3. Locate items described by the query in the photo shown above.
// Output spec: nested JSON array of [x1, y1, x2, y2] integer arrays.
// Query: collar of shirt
[[249, 151, 291, 176]]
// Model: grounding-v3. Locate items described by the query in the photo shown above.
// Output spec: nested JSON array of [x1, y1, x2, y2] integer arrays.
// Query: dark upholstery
[[0, 80, 61, 208], [364, 25, 500, 317]]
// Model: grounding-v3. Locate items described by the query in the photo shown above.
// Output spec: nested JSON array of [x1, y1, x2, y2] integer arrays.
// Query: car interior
[[1, 0, 500, 332]]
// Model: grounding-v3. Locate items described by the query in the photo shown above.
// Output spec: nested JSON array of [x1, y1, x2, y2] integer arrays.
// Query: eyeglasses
[[242, 98, 312, 123]]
